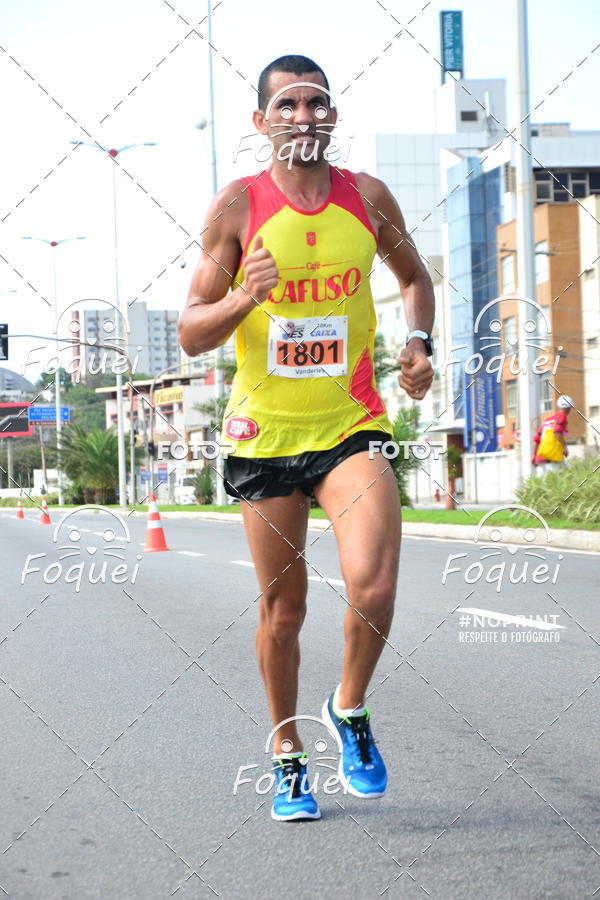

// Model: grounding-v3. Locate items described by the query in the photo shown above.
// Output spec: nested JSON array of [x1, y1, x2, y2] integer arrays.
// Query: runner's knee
[[346, 572, 396, 623], [260, 593, 306, 644]]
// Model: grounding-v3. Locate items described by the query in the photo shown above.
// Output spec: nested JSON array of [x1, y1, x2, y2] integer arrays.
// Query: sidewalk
[[44, 507, 599, 553]]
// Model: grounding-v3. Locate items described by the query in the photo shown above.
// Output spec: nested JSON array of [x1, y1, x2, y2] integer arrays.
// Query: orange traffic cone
[[39, 498, 51, 525], [16, 500, 25, 520], [144, 494, 170, 552]]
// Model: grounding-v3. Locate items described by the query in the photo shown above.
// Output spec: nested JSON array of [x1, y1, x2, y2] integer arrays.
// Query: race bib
[[267, 315, 348, 379]]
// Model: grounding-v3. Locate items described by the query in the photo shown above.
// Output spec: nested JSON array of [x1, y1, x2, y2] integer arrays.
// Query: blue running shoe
[[271, 754, 321, 821], [322, 692, 387, 798]]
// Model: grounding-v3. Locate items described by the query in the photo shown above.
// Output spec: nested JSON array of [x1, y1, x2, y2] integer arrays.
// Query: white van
[[174, 474, 197, 506]]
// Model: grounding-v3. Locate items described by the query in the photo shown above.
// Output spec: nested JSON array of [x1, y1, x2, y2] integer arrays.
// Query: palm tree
[[58, 425, 121, 504]]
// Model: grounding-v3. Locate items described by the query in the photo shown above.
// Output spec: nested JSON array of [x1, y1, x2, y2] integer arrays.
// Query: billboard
[[0, 402, 32, 438], [463, 372, 498, 453], [440, 10, 464, 80]]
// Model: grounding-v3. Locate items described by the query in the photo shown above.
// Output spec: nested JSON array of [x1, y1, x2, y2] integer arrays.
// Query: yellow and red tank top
[[221, 164, 393, 458]]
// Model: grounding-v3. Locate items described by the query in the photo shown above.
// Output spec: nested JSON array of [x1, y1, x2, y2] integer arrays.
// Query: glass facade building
[[446, 157, 503, 417]]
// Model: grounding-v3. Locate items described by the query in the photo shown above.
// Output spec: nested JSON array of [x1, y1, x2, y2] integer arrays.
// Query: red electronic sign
[[0, 402, 32, 438]]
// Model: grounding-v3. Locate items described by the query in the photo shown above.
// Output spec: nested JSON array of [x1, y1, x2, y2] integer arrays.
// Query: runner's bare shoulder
[[203, 177, 251, 248]]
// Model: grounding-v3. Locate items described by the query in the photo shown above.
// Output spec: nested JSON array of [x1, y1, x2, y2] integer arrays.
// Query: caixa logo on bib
[[225, 416, 259, 440]]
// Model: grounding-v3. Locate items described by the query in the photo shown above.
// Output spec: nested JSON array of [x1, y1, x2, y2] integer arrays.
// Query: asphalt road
[[0, 507, 599, 899]]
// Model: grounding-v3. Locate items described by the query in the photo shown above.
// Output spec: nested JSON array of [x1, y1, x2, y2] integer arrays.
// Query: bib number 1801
[[276, 339, 342, 367], [267, 315, 348, 378]]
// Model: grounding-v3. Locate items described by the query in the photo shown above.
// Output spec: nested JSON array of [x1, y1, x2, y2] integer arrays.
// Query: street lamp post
[[195, 0, 226, 505], [21, 236, 86, 505], [514, 0, 538, 483], [70, 140, 156, 508]]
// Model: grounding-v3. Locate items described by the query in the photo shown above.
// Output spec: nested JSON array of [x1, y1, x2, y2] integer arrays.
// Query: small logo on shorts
[[225, 416, 259, 441], [306, 232, 316, 246]]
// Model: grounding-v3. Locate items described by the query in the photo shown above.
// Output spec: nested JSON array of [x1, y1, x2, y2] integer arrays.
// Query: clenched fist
[[397, 345, 434, 400], [242, 235, 279, 304]]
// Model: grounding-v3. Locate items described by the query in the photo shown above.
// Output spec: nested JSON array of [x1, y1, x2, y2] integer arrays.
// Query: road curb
[[44, 508, 600, 552]]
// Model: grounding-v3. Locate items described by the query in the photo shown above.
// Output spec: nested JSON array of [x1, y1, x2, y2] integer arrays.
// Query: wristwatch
[[405, 330, 434, 357]]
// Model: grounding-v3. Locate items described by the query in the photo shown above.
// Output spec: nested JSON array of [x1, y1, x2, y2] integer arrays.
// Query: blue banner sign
[[440, 11, 463, 75], [463, 372, 498, 453], [29, 406, 71, 422]]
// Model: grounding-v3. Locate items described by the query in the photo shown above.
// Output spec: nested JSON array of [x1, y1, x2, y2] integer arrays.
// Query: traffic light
[[147, 440, 156, 458]]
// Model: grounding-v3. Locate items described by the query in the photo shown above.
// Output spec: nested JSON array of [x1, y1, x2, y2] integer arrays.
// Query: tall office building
[[495, 203, 586, 448], [375, 73, 600, 441], [375, 77, 507, 295], [441, 127, 600, 420], [578, 194, 600, 448], [69, 301, 179, 381]]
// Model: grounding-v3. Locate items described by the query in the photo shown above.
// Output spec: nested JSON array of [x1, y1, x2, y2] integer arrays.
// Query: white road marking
[[177, 551, 205, 557], [308, 575, 345, 587], [231, 560, 255, 567]]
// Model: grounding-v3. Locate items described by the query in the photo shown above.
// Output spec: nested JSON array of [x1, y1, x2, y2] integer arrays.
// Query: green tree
[[390, 407, 420, 507], [374, 332, 399, 388], [58, 425, 121, 504], [193, 466, 215, 504], [445, 444, 463, 511], [34, 368, 71, 391], [0, 437, 57, 490]]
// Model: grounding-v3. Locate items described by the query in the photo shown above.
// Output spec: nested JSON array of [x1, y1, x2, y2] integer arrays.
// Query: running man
[[179, 55, 435, 820], [532, 394, 574, 474]]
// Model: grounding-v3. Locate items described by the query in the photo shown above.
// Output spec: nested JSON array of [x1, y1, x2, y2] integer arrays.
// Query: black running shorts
[[223, 429, 393, 501]]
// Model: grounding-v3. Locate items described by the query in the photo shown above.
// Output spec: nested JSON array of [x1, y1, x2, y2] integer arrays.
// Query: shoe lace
[[276, 757, 306, 798], [345, 713, 375, 765]]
